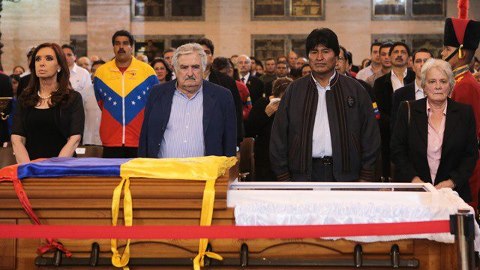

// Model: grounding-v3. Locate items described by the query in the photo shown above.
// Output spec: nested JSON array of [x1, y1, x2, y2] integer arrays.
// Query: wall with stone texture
[[2, 0, 70, 73], [2, 0, 479, 73]]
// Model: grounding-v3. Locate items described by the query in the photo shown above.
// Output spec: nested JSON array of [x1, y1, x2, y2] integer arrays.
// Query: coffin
[[0, 161, 467, 270]]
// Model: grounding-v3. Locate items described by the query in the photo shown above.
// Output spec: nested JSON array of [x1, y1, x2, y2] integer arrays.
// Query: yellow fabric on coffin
[[120, 156, 237, 181], [111, 176, 132, 270], [111, 156, 237, 269]]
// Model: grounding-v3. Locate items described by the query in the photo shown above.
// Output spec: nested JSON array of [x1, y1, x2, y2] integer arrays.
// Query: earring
[[57, 68, 61, 73]]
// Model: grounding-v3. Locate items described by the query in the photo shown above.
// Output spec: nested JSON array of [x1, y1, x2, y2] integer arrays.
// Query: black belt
[[313, 156, 333, 165]]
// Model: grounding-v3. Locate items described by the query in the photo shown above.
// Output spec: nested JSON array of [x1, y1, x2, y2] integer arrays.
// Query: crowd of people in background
[[0, 22, 480, 207]]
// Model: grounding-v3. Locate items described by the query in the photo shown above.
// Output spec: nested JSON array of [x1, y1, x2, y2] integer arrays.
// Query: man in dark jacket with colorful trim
[[270, 28, 380, 182]]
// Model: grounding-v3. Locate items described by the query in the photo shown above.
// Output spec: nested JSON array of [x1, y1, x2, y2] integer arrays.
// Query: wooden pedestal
[[0, 164, 457, 269]]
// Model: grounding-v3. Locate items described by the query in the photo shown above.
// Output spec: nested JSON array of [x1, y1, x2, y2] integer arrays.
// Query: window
[[70, 0, 87, 21], [372, 0, 445, 20], [171, 0, 202, 17], [372, 34, 444, 58], [136, 40, 165, 61], [291, 0, 322, 17], [134, 0, 165, 17], [70, 35, 88, 57], [253, 0, 285, 17], [291, 39, 307, 58], [132, 0, 204, 21], [253, 39, 285, 60], [252, 35, 307, 61], [412, 0, 444, 16], [133, 35, 202, 58], [252, 0, 324, 20], [171, 38, 198, 48], [411, 36, 444, 58]]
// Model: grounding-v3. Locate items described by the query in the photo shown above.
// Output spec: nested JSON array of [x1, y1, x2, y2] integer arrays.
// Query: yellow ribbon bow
[[111, 156, 237, 270]]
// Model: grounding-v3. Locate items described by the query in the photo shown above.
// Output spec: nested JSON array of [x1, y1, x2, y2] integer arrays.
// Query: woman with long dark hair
[[11, 43, 84, 163], [150, 57, 173, 83]]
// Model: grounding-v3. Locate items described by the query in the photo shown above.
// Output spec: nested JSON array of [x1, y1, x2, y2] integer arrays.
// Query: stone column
[[1, 0, 69, 73], [0, 0, 4, 71], [87, 0, 131, 61]]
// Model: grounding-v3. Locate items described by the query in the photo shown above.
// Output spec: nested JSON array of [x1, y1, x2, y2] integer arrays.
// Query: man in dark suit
[[441, 16, 480, 209], [391, 48, 432, 128], [264, 61, 290, 97], [138, 43, 237, 158], [237, 55, 265, 104], [0, 72, 13, 145], [373, 41, 415, 180], [196, 38, 244, 145], [16, 46, 36, 97]]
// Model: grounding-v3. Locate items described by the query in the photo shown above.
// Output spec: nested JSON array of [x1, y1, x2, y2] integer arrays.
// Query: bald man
[[237, 54, 265, 104]]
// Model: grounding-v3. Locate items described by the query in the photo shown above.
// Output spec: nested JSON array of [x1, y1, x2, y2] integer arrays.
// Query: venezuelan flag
[[372, 102, 380, 120], [0, 156, 237, 270]]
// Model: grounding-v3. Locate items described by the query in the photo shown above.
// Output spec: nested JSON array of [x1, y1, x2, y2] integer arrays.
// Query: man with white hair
[[138, 43, 237, 158], [77, 56, 92, 73], [295, 57, 308, 69], [135, 54, 148, 63], [237, 54, 264, 104]]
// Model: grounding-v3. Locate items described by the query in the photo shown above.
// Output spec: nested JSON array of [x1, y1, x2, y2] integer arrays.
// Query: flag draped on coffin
[[0, 156, 237, 270], [18, 157, 131, 178]]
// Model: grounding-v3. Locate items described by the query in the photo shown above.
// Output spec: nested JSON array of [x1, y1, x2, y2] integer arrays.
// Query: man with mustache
[[373, 41, 415, 181], [93, 30, 158, 158], [270, 28, 380, 182], [391, 48, 432, 128], [138, 43, 237, 158]]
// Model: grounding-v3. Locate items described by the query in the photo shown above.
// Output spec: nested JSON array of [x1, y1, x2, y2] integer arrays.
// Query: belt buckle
[[322, 157, 332, 165]]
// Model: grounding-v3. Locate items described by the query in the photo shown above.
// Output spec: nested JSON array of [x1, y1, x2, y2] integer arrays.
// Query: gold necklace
[[37, 91, 52, 100]]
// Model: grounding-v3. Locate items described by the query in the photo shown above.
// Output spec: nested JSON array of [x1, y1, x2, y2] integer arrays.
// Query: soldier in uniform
[[441, 14, 480, 209]]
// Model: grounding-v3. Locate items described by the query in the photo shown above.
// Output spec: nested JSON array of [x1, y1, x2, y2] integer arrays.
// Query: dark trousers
[[311, 157, 335, 182], [103, 146, 138, 158]]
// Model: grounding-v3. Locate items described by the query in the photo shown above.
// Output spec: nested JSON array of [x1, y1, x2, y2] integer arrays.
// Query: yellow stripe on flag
[[111, 156, 236, 269]]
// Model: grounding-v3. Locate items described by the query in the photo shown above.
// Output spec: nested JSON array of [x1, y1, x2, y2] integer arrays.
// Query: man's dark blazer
[[16, 73, 31, 97], [391, 82, 415, 129], [138, 80, 237, 158], [244, 74, 265, 105], [390, 98, 478, 202], [373, 69, 415, 178], [373, 69, 415, 124], [346, 73, 376, 102], [209, 69, 244, 145], [0, 73, 13, 143]]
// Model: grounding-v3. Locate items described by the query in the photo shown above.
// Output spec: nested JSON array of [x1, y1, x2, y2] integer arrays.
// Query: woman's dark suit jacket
[[391, 98, 478, 202]]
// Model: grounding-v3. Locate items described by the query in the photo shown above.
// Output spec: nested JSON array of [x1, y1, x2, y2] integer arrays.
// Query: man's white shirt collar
[[414, 79, 425, 100], [311, 71, 336, 91], [241, 72, 251, 83], [71, 63, 79, 74]]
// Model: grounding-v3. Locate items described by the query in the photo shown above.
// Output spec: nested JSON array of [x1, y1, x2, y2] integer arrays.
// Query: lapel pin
[[347, 96, 355, 107]]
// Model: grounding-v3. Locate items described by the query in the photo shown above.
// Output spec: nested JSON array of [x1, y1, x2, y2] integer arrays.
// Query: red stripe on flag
[[0, 220, 450, 240]]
